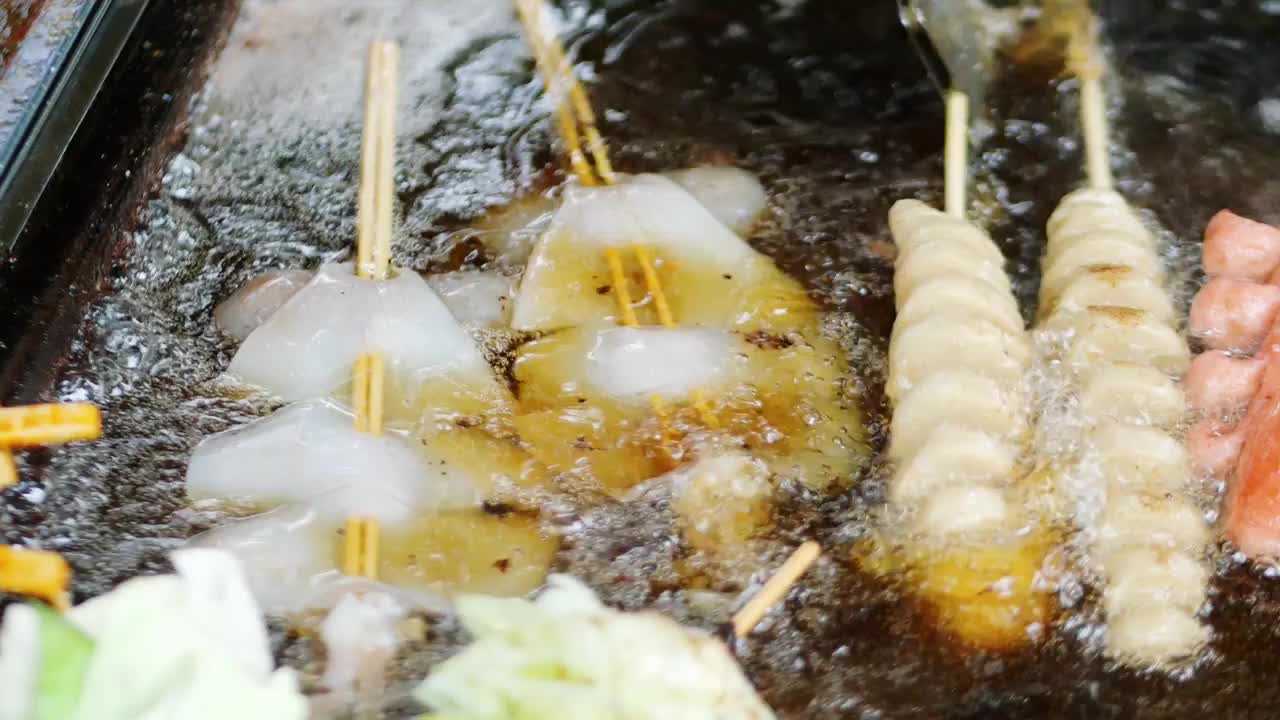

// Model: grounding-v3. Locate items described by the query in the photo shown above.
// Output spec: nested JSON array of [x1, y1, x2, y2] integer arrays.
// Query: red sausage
[[1188, 418, 1244, 479], [1226, 325, 1280, 559], [1203, 210, 1280, 281], [1185, 350, 1265, 416], [1189, 277, 1280, 352]]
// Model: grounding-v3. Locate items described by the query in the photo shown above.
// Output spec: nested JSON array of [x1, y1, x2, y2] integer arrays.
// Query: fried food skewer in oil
[[1036, 3, 1207, 666], [883, 2, 1053, 651]]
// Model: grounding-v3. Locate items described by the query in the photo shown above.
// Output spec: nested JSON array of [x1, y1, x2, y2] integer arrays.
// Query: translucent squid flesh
[[226, 262, 497, 407], [510, 174, 816, 335]]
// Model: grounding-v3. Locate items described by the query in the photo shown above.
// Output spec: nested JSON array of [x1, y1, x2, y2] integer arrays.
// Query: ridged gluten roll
[[887, 200, 1029, 534], [1041, 188, 1208, 666], [884, 199, 1048, 652]]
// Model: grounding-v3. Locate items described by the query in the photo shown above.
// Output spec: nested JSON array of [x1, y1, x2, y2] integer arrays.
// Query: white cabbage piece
[[228, 262, 491, 402], [0, 549, 306, 720], [414, 574, 776, 720], [186, 399, 481, 525]]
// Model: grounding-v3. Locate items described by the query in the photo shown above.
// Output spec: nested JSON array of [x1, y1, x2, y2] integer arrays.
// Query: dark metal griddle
[[3, 1, 1280, 718]]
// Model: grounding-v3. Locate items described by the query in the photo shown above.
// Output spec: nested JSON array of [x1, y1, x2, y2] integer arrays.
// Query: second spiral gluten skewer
[[1032, 5, 1207, 667], [877, 2, 1054, 651]]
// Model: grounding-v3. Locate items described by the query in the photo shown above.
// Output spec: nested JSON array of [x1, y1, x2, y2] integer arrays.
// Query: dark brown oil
[[4, 0, 1280, 718]]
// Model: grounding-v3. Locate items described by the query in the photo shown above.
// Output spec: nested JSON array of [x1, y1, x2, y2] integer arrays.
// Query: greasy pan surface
[[3, 0, 1280, 717]]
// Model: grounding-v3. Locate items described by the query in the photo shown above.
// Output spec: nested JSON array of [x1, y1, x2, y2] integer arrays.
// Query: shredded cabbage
[[415, 574, 776, 720], [0, 548, 307, 720]]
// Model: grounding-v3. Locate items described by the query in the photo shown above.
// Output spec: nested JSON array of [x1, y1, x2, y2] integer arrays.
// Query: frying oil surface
[[5, 0, 1280, 718]]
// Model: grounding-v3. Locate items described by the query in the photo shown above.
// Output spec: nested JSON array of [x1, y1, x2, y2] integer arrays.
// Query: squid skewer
[[512, 0, 843, 630], [1037, 5, 1206, 666]]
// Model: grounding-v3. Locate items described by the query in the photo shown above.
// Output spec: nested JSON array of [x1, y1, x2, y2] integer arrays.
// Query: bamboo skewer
[[373, 44, 398, 277], [0, 449, 14, 488], [605, 247, 641, 327], [1069, 18, 1113, 191], [515, 0, 615, 186], [943, 90, 969, 217], [732, 541, 821, 637], [343, 40, 400, 579], [356, 42, 399, 281]]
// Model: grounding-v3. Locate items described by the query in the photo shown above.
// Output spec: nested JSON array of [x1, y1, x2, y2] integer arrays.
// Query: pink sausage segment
[[1188, 418, 1244, 479], [1228, 343, 1280, 559], [1185, 350, 1265, 416], [1189, 277, 1280, 352], [1203, 210, 1280, 281]]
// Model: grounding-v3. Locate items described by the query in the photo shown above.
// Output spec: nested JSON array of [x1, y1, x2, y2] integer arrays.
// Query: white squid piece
[[186, 400, 481, 525], [583, 326, 740, 402], [513, 322, 860, 496], [663, 166, 768, 237], [214, 269, 314, 342], [510, 174, 814, 334], [227, 262, 495, 404], [425, 270, 518, 329]]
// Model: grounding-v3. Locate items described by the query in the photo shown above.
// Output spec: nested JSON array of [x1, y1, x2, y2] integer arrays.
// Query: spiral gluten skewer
[[884, 59, 1049, 648], [1038, 8, 1208, 665]]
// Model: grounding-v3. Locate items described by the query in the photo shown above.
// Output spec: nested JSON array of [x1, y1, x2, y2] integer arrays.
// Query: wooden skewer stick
[[514, 0, 722, 436], [517, 0, 597, 185], [0, 403, 101, 489], [605, 247, 640, 327], [633, 244, 675, 328], [943, 89, 969, 218], [344, 41, 399, 579], [515, 0, 616, 185], [373, 43, 398, 278], [1078, 74, 1112, 191], [353, 352, 385, 435], [732, 541, 821, 637], [356, 41, 399, 280], [342, 517, 380, 579], [1060, 5, 1113, 191]]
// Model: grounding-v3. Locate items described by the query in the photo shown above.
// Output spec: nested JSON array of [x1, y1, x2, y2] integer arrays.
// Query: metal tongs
[[897, 0, 1001, 119], [895, 0, 1018, 215]]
